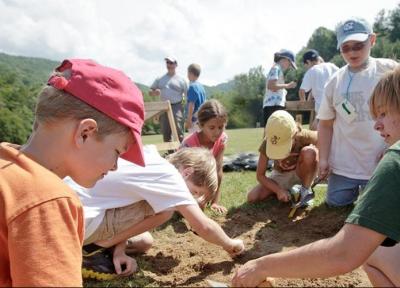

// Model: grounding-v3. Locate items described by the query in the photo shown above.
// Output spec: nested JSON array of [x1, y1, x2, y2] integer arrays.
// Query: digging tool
[[288, 176, 322, 218]]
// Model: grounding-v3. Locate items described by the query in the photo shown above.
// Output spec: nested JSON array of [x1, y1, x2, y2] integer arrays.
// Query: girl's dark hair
[[197, 99, 228, 126]]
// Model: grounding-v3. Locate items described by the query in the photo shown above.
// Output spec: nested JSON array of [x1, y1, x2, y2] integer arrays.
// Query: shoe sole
[[82, 268, 118, 280]]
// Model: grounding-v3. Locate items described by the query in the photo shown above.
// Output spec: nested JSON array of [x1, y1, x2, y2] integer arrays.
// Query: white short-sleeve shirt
[[65, 145, 197, 239], [300, 62, 339, 113]]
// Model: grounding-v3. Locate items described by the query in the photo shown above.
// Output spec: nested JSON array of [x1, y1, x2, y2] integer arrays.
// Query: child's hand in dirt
[[276, 188, 290, 202], [226, 238, 245, 257], [210, 203, 227, 214], [113, 252, 137, 277], [231, 258, 269, 287]]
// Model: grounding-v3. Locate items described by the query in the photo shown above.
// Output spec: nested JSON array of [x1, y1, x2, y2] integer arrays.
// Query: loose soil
[[133, 200, 371, 287]]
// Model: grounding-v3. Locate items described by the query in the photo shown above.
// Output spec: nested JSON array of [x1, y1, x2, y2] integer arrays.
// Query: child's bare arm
[[317, 119, 334, 179], [268, 79, 296, 91], [178, 204, 244, 256], [232, 224, 385, 287], [256, 153, 287, 197], [210, 149, 227, 213], [185, 102, 195, 129]]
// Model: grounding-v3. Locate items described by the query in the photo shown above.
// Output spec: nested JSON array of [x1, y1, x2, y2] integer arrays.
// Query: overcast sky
[[0, 0, 399, 86]]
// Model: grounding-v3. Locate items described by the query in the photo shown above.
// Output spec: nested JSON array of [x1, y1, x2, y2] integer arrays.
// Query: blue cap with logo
[[336, 17, 373, 49], [274, 49, 297, 69]]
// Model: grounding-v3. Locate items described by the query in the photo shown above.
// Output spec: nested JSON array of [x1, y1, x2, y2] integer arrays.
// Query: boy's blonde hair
[[167, 147, 218, 204], [197, 99, 228, 126], [35, 70, 130, 139], [370, 67, 400, 119]]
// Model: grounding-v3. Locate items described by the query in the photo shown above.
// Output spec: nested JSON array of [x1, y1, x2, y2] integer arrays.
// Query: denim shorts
[[326, 173, 369, 207]]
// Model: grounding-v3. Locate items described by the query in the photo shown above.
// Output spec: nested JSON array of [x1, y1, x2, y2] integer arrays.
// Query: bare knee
[[136, 233, 154, 252], [299, 146, 318, 166], [127, 232, 154, 253]]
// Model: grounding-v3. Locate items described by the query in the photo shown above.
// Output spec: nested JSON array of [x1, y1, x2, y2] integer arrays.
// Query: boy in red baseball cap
[[0, 59, 145, 286]]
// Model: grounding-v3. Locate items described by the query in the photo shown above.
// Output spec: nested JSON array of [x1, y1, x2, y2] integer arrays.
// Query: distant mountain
[[0, 52, 58, 87]]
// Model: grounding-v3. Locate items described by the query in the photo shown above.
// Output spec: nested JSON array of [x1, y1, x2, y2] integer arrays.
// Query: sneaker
[[82, 246, 117, 280], [298, 186, 314, 207]]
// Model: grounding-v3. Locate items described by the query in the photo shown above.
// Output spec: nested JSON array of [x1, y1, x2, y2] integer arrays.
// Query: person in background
[[262, 49, 297, 126], [150, 56, 187, 142], [185, 63, 207, 133], [299, 49, 339, 130]]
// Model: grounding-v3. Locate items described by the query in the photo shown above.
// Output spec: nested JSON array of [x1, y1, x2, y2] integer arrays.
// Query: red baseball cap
[[48, 59, 145, 166]]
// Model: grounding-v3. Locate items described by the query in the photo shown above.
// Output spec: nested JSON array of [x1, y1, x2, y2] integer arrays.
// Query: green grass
[[142, 127, 264, 156]]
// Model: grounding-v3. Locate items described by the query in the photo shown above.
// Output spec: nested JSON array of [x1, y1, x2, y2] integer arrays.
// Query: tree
[[306, 27, 338, 62]]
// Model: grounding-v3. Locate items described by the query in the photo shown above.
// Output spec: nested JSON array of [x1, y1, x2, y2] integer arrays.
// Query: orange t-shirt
[[0, 143, 84, 287]]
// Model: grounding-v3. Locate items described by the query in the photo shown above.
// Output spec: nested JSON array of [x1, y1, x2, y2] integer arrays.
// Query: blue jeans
[[326, 173, 369, 207]]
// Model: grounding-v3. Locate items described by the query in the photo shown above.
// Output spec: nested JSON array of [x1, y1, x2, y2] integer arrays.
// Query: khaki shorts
[[270, 169, 301, 191], [84, 200, 155, 245]]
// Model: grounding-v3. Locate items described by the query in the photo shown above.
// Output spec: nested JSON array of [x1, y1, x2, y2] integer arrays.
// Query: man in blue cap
[[262, 49, 297, 126]]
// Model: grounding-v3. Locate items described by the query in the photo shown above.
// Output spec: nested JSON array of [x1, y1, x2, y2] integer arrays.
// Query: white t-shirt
[[300, 62, 339, 113], [263, 64, 287, 107], [65, 145, 197, 240], [318, 57, 398, 179]]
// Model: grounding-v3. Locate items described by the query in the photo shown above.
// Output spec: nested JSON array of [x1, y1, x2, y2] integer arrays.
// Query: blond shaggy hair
[[370, 67, 400, 119], [167, 147, 218, 205]]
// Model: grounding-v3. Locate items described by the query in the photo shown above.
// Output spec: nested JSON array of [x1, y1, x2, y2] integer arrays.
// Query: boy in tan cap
[[247, 110, 318, 204]]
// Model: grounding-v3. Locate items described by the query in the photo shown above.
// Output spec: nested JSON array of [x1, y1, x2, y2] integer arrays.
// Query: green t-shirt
[[346, 141, 400, 245]]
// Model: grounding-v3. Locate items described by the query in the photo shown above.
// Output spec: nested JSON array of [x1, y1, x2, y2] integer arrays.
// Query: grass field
[[84, 128, 356, 287]]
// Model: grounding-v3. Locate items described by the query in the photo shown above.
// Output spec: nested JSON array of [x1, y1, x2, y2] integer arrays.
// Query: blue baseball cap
[[336, 18, 373, 49], [275, 49, 297, 69]]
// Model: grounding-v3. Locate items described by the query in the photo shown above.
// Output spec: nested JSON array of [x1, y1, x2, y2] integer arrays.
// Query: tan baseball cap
[[265, 110, 297, 160]]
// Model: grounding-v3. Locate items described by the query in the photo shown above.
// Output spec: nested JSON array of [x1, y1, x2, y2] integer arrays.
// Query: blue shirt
[[186, 81, 206, 121]]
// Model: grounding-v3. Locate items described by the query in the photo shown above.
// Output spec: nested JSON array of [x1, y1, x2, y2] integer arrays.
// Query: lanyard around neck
[[345, 70, 354, 101]]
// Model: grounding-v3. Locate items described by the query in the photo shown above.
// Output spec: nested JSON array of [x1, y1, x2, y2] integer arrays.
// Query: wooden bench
[[144, 101, 180, 151], [285, 101, 315, 125]]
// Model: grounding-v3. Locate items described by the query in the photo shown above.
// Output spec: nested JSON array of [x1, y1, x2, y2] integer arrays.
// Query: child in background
[[180, 99, 228, 213], [185, 63, 207, 133], [247, 110, 318, 204], [66, 146, 244, 280], [262, 49, 297, 126], [299, 49, 339, 130], [232, 64, 400, 288], [318, 17, 398, 207], [0, 59, 145, 286]]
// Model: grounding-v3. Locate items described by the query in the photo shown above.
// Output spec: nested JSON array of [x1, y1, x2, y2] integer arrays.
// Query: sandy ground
[[133, 201, 372, 287]]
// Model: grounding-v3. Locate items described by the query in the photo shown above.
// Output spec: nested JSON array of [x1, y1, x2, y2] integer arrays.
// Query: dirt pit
[[133, 201, 371, 287]]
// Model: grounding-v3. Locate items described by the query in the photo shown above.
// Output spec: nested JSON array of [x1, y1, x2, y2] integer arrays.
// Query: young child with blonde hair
[[0, 59, 145, 286], [180, 99, 229, 213], [66, 146, 244, 280]]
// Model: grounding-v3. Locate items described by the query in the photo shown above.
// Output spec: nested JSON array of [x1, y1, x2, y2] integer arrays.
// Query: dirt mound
[[133, 201, 371, 287]]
